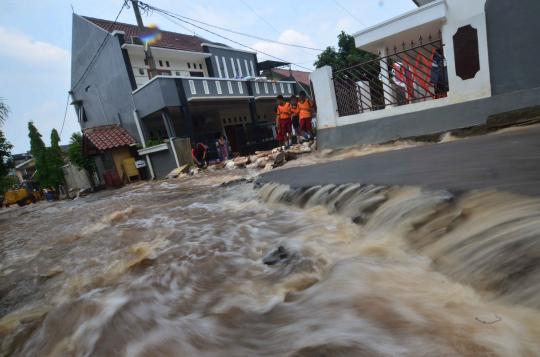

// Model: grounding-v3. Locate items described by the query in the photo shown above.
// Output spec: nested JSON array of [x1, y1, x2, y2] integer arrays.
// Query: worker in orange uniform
[[297, 91, 315, 142], [275, 95, 292, 148]]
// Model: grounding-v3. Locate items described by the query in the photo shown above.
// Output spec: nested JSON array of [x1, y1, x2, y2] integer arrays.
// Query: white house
[[311, 0, 540, 149]]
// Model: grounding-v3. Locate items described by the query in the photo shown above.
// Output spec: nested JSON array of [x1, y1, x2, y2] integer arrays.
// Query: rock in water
[[271, 152, 286, 167], [263, 246, 290, 265], [225, 160, 236, 169], [234, 156, 249, 167]]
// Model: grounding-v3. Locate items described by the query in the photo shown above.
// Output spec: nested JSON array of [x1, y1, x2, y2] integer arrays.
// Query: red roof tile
[[83, 16, 212, 53], [83, 125, 137, 151], [271, 68, 311, 86]]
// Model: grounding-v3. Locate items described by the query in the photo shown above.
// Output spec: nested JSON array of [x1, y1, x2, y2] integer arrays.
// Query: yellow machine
[[2, 181, 43, 207]]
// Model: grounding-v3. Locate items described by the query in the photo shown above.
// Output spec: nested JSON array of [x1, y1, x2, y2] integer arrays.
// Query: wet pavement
[[260, 125, 540, 196]]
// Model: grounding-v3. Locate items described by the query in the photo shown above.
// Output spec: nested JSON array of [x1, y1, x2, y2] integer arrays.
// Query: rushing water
[[1, 174, 539, 356]]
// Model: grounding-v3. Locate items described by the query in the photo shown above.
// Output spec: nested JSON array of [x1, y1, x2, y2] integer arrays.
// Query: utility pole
[[131, 0, 158, 78]]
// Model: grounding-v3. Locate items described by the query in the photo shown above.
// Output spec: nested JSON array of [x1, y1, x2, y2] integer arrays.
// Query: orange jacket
[[276, 102, 292, 120], [297, 99, 313, 119]]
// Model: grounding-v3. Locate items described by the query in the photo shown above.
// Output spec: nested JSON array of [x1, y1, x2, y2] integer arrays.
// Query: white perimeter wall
[[312, 0, 492, 129]]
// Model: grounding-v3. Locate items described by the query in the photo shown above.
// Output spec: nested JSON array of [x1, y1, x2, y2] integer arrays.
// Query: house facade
[[70, 15, 298, 180], [311, 0, 540, 149]]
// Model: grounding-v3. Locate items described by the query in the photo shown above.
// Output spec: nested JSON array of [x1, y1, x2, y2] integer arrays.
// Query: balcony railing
[[333, 39, 448, 117], [133, 76, 297, 117], [183, 77, 295, 101], [183, 78, 250, 101], [249, 80, 295, 98]]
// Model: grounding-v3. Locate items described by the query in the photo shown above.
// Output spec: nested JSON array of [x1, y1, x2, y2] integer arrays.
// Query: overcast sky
[[0, 0, 414, 153]]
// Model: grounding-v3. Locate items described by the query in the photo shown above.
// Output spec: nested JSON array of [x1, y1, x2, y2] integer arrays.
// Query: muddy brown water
[[1, 172, 539, 356]]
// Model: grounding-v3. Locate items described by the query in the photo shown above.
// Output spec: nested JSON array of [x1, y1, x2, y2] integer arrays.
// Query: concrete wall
[[132, 78, 182, 118], [203, 45, 258, 79], [148, 149, 177, 178], [486, 0, 540, 95], [442, 0, 491, 102], [70, 14, 139, 141], [62, 164, 92, 192], [317, 86, 540, 149]]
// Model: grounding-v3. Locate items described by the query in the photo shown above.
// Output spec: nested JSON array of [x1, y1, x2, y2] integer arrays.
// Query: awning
[[258, 60, 290, 72], [83, 125, 137, 152]]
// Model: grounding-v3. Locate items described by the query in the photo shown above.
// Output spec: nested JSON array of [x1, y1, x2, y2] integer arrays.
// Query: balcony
[[132, 76, 296, 117]]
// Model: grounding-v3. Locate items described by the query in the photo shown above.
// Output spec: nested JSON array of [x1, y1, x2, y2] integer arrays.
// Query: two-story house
[[70, 14, 299, 181], [311, 0, 540, 149]]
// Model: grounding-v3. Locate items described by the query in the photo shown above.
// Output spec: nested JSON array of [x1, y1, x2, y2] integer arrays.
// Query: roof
[[15, 158, 35, 170], [258, 60, 290, 71], [83, 16, 221, 53], [412, 0, 436, 6], [83, 125, 137, 151], [271, 68, 311, 86]]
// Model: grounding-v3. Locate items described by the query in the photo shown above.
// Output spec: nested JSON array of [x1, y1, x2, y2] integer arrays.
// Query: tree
[[28, 122, 49, 186], [0, 98, 12, 179], [0, 130, 13, 178], [47, 129, 65, 188], [314, 31, 376, 71], [67, 132, 94, 174], [0, 98, 8, 126]]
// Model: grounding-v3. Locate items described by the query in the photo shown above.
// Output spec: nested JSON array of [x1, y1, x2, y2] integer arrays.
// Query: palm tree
[[0, 98, 8, 125]]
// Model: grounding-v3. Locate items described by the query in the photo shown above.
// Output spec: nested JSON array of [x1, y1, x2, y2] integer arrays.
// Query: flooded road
[[1, 172, 540, 356]]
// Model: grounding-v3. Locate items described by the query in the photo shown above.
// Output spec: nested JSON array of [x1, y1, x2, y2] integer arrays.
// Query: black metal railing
[[333, 39, 448, 117]]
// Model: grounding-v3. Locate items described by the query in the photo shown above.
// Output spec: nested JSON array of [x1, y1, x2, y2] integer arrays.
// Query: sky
[[0, 0, 414, 154]]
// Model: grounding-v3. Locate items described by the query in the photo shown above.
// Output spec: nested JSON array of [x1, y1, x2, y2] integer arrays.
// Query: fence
[[333, 39, 448, 117]]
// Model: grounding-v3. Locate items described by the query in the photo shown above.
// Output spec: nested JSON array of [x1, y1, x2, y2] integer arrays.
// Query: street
[[260, 125, 540, 196]]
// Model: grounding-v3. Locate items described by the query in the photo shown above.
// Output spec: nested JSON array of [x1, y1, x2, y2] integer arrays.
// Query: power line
[[238, 0, 281, 35], [59, 92, 70, 137], [71, 1, 128, 91], [140, 2, 313, 71], [156, 11, 198, 36], [331, 0, 367, 27], [154, 5, 323, 51]]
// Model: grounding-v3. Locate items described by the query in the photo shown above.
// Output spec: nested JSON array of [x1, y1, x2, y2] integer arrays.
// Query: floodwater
[[1, 171, 540, 356]]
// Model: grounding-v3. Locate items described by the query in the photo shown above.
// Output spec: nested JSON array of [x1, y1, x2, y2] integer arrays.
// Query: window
[[249, 60, 256, 76], [222, 57, 229, 78], [215, 80, 222, 94], [79, 106, 88, 122], [227, 81, 233, 94], [255, 82, 260, 94], [166, 61, 170, 67], [138, 68, 144, 75], [203, 80, 210, 94], [287, 83, 292, 94], [199, 63, 203, 70], [264, 82, 269, 94], [176, 71, 180, 76], [159, 60, 163, 67], [237, 58, 243, 76], [188, 62, 191, 69], [189, 80, 196, 95], [238, 81, 243, 94], [272, 83, 277, 93], [244, 59, 249, 77], [280, 82, 284, 93], [193, 63, 197, 69], [230, 58, 237, 78], [215, 56, 223, 77], [189, 72, 204, 77]]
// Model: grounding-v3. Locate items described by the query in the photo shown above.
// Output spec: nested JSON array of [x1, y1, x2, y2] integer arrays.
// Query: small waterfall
[[259, 183, 540, 309]]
